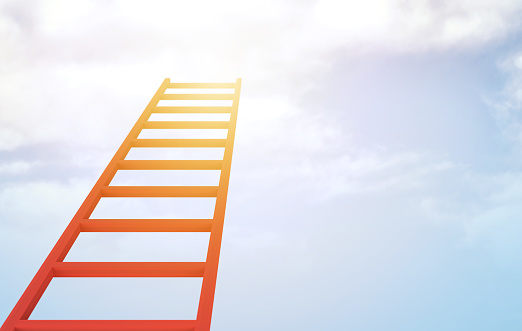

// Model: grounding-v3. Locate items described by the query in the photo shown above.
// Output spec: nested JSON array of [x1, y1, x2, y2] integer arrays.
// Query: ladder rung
[[14, 320, 196, 331], [101, 186, 218, 197], [80, 219, 212, 232], [152, 107, 232, 113], [143, 121, 229, 129], [160, 94, 234, 100], [168, 82, 236, 88], [52, 262, 205, 277], [118, 160, 223, 170], [131, 139, 227, 147]]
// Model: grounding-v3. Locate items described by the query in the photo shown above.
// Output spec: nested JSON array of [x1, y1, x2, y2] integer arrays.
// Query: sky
[[2, 0, 522, 330]]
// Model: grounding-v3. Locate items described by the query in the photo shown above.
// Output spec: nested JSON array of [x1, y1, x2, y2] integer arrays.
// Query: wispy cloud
[[488, 51, 522, 157]]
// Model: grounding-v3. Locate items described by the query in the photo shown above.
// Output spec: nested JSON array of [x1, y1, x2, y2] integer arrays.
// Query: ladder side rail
[[0, 79, 169, 331], [195, 78, 242, 331]]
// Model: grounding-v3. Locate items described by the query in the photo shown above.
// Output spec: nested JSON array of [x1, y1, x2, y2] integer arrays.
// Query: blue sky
[[2, 0, 522, 330]]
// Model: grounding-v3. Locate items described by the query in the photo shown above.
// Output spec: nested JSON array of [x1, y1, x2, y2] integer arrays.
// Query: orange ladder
[[1, 78, 242, 331]]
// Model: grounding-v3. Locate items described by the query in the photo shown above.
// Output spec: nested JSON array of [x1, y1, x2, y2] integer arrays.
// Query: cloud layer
[[2, 0, 522, 329]]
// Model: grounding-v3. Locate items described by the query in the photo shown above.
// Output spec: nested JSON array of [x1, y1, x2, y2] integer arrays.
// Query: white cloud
[[0, 160, 33, 174], [456, 172, 522, 262], [0, 179, 90, 227], [389, 0, 522, 50], [487, 51, 522, 159], [411, 166, 522, 265], [0, 127, 25, 151], [0, 0, 520, 154]]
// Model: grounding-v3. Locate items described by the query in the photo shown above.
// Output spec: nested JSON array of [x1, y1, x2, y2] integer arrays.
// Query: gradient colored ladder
[[1, 78, 242, 331]]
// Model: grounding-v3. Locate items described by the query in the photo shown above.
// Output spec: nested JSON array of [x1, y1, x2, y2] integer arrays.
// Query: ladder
[[1, 78, 242, 331]]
